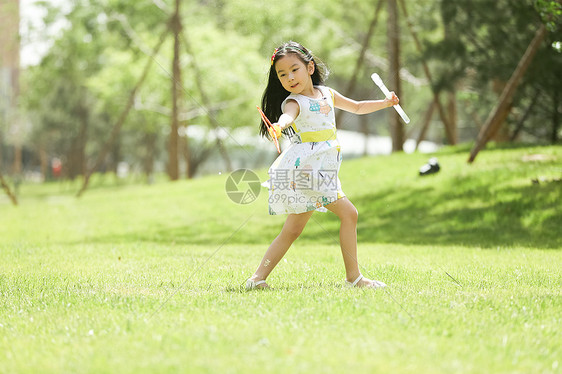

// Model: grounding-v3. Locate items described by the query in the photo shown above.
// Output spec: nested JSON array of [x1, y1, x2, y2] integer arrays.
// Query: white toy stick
[[371, 73, 410, 124]]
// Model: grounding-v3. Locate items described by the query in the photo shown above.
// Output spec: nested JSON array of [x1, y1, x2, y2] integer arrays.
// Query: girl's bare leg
[[325, 197, 380, 287], [249, 210, 314, 287]]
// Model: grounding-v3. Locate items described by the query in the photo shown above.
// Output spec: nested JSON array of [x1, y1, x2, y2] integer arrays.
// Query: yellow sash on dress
[[294, 127, 337, 143]]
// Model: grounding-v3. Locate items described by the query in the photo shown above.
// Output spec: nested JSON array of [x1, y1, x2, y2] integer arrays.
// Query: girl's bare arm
[[333, 90, 399, 115]]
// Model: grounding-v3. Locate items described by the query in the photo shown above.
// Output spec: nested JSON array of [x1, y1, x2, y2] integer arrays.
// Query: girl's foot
[[246, 276, 270, 290], [346, 274, 386, 289]]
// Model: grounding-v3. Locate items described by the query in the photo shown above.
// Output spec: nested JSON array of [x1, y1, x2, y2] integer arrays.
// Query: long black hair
[[259, 41, 328, 139]]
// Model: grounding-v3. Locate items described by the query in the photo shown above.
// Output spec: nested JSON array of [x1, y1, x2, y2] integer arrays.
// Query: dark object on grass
[[531, 176, 562, 185], [419, 158, 440, 176]]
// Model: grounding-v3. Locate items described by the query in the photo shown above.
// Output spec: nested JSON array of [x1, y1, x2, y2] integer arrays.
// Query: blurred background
[[0, 0, 560, 190]]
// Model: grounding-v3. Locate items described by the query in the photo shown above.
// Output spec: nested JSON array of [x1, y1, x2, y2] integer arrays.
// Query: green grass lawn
[[1, 144, 561, 373]]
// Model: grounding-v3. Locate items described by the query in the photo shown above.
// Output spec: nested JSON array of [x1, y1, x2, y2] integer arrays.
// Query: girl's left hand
[[385, 92, 399, 107], [268, 123, 282, 139]]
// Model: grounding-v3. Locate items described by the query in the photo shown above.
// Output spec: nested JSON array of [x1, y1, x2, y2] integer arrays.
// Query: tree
[[334, 0, 384, 126], [426, 0, 561, 146], [535, 0, 562, 32], [168, 0, 182, 181], [20, 0, 559, 194], [387, 0, 404, 151], [398, 0, 457, 146], [76, 28, 168, 197], [0, 170, 17, 205], [23, 1, 111, 181], [23, 1, 231, 190], [468, 24, 547, 162]]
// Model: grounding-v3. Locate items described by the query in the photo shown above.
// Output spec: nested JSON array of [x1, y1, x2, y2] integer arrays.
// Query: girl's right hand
[[385, 91, 399, 107], [269, 124, 282, 139]]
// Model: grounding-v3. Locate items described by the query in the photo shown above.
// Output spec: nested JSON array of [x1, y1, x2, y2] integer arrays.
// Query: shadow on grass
[[304, 178, 561, 249], [435, 141, 553, 156], [71, 171, 561, 250], [80, 179, 561, 250]]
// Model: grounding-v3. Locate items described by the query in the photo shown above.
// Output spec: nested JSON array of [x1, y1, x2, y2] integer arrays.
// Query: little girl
[[247, 41, 399, 290]]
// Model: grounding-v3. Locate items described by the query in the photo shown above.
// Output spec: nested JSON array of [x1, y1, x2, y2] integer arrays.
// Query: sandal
[[345, 274, 387, 289], [245, 278, 270, 290]]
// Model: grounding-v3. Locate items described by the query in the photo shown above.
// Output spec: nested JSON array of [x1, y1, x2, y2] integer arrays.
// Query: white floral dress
[[267, 86, 345, 215]]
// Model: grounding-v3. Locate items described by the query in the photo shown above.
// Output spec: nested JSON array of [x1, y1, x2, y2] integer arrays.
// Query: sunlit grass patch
[[0, 144, 560, 373]]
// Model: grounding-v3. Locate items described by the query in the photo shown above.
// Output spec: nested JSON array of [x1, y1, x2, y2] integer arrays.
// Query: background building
[[0, 0, 21, 174]]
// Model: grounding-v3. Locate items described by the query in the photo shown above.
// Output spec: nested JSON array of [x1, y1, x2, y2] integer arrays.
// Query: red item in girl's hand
[[257, 106, 281, 154]]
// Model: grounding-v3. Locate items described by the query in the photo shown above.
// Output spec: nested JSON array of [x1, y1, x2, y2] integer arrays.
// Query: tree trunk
[[468, 24, 547, 163], [168, 0, 182, 181], [361, 114, 370, 156], [67, 144, 79, 180], [387, 0, 404, 152], [77, 110, 88, 176], [0, 170, 17, 206], [489, 78, 511, 142], [183, 136, 194, 178], [552, 84, 560, 144], [181, 33, 232, 173], [335, 0, 383, 126], [187, 143, 212, 178], [415, 101, 435, 151], [68, 104, 89, 180], [510, 91, 539, 142], [0, 133, 3, 174], [13, 143, 21, 175], [77, 29, 168, 197], [469, 106, 483, 130], [435, 93, 456, 144], [448, 90, 457, 143], [398, 0, 456, 145], [11, 91, 22, 177], [144, 132, 156, 183], [111, 135, 120, 175], [39, 145, 48, 181]]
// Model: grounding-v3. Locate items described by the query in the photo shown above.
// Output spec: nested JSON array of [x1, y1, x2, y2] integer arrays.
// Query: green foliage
[[423, 0, 562, 143], [432, 0, 541, 85], [18, 0, 562, 181], [22, 0, 272, 178], [535, 0, 562, 32]]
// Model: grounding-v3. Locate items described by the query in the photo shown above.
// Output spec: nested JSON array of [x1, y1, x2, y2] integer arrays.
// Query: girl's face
[[275, 54, 315, 95]]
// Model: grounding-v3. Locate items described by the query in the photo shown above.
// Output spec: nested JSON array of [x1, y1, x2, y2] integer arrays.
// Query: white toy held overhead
[[371, 73, 411, 124]]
